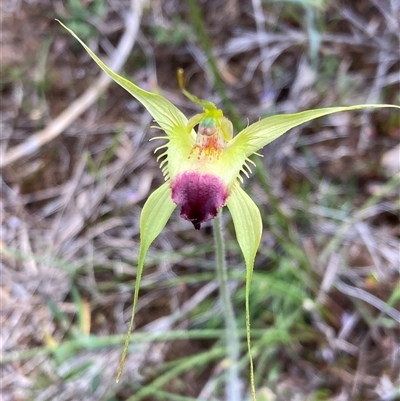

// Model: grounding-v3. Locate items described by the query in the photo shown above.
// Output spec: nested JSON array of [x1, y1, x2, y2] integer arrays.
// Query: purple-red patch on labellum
[[171, 172, 229, 229]]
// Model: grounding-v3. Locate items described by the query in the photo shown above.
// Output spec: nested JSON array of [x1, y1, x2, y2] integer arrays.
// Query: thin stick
[[213, 211, 241, 401], [0, 0, 145, 168]]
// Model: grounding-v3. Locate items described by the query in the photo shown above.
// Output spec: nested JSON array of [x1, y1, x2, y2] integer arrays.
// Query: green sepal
[[117, 182, 176, 382], [58, 20, 192, 151], [177, 67, 217, 111], [181, 87, 218, 111], [226, 183, 262, 401], [231, 104, 400, 157]]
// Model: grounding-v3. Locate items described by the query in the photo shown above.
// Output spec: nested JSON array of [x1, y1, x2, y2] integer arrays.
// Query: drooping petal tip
[[171, 172, 229, 229]]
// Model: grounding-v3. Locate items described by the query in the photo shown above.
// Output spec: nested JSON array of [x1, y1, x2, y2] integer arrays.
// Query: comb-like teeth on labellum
[[169, 111, 232, 229]]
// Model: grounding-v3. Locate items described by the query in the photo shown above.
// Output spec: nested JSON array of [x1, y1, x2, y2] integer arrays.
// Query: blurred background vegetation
[[1, 0, 399, 400]]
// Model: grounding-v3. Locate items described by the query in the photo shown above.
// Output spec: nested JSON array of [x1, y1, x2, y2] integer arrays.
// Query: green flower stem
[[213, 211, 241, 401]]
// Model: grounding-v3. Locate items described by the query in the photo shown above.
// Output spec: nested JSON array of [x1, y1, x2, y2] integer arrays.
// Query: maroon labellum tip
[[171, 172, 228, 229]]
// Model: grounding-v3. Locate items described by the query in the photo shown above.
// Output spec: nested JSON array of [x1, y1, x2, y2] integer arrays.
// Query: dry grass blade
[[0, 0, 146, 168]]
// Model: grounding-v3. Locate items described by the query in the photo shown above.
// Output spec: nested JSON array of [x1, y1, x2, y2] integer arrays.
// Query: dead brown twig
[[0, 0, 146, 169]]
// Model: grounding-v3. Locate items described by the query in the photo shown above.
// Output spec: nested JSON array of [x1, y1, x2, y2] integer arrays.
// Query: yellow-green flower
[[59, 21, 399, 396]]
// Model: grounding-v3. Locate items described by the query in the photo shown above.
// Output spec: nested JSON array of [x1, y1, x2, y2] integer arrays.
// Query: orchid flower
[[59, 21, 399, 398]]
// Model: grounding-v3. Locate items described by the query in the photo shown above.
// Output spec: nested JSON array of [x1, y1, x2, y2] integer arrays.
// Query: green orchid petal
[[186, 112, 206, 133], [231, 104, 400, 157], [117, 182, 176, 382], [226, 183, 262, 401], [58, 20, 193, 152]]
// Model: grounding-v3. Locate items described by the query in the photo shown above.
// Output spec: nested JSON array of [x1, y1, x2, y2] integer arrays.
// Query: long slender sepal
[[231, 104, 400, 157], [177, 68, 218, 110], [226, 184, 262, 401], [117, 182, 176, 382], [57, 20, 191, 146]]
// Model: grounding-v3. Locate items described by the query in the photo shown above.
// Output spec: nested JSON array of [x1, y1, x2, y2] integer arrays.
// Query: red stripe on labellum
[[171, 172, 229, 229]]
